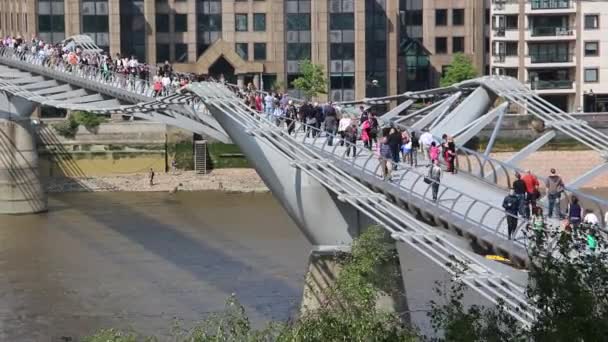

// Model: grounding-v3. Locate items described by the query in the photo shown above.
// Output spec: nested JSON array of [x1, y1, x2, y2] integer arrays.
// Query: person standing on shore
[[546, 168, 565, 219], [149, 168, 155, 186]]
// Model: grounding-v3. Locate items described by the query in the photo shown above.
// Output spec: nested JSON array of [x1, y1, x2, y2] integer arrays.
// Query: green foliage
[[439, 53, 478, 87], [52, 111, 106, 138], [271, 80, 286, 93], [82, 328, 147, 342], [52, 115, 79, 139], [167, 141, 195, 170], [430, 225, 608, 341], [292, 60, 328, 100]]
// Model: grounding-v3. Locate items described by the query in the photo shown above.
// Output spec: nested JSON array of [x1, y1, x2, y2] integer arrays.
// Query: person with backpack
[[502, 189, 520, 240], [568, 196, 582, 228]]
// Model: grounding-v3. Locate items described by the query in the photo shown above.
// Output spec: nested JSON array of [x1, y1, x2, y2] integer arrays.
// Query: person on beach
[[149, 168, 155, 186]]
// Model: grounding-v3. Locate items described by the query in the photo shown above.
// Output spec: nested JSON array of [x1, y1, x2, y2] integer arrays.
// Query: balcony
[[526, 0, 575, 13], [529, 52, 572, 63], [493, 0, 519, 13], [528, 79, 575, 94], [492, 54, 519, 67], [527, 26, 576, 41]]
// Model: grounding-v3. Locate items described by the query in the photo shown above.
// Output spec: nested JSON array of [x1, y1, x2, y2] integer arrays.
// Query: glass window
[[405, 10, 422, 26], [156, 43, 170, 62], [286, 43, 311, 60], [156, 14, 169, 32], [235, 42, 248, 60], [506, 15, 518, 29], [453, 37, 464, 53], [330, 13, 354, 30], [330, 43, 354, 59], [286, 13, 310, 30], [174, 14, 187, 32], [197, 14, 221, 31], [585, 41, 599, 56], [82, 15, 108, 32], [452, 9, 464, 26], [175, 43, 188, 62], [435, 37, 447, 54], [435, 9, 447, 26], [253, 13, 266, 31], [585, 68, 598, 83], [235, 14, 248, 31], [253, 42, 266, 60], [505, 42, 518, 56], [585, 15, 599, 29]]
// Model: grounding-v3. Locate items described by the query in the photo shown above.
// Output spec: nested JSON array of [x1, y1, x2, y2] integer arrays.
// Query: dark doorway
[[208, 56, 236, 84]]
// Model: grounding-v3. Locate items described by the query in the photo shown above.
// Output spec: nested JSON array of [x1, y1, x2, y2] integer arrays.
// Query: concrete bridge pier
[[0, 93, 47, 214], [202, 101, 409, 321]]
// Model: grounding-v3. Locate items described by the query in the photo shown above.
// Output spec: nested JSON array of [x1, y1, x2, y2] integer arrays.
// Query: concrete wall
[[36, 121, 193, 177]]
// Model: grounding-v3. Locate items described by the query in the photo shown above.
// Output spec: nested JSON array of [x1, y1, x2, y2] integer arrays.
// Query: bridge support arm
[[566, 162, 608, 190], [504, 130, 556, 166], [410, 92, 461, 131], [454, 102, 508, 146]]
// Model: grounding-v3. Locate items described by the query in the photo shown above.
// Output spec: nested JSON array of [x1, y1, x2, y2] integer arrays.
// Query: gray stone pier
[[0, 93, 47, 214]]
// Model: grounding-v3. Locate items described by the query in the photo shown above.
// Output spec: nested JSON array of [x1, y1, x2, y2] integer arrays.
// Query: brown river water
[[0, 191, 311, 341]]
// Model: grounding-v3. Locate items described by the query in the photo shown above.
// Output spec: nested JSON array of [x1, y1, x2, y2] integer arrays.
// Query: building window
[[435, 9, 447, 26], [175, 43, 188, 62], [253, 42, 266, 60], [585, 41, 599, 56], [585, 14, 599, 29], [452, 9, 464, 26], [505, 41, 518, 56], [156, 43, 170, 63], [235, 14, 248, 31], [81, 0, 108, 51], [329, 3, 355, 102], [506, 15, 518, 29], [287, 43, 311, 60], [286, 13, 310, 30], [435, 37, 447, 54], [38, 0, 65, 43], [197, 0, 222, 57], [156, 14, 169, 32], [235, 42, 248, 60], [253, 13, 266, 31], [585, 68, 599, 83], [174, 14, 187, 32], [453, 37, 464, 53]]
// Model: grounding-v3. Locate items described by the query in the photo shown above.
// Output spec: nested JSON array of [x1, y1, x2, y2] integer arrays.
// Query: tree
[[430, 224, 608, 341], [440, 53, 478, 87], [292, 60, 328, 100]]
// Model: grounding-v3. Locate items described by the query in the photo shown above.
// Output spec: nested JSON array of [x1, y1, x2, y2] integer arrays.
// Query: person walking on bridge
[[546, 168, 564, 219], [429, 159, 442, 202], [521, 170, 539, 218], [503, 189, 520, 240], [512, 172, 527, 218]]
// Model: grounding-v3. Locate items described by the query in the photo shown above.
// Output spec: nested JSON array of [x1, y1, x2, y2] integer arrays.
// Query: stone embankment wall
[[36, 121, 190, 177]]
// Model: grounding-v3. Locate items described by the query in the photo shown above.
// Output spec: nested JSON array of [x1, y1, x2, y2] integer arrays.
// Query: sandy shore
[[491, 150, 608, 188], [45, 150, 608, 193], [45, 169, 269, 193]]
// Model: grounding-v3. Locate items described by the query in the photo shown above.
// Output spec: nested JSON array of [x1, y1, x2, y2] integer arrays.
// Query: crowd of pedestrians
[[0, 35, 202, 96], [503, 167, 606, 250]]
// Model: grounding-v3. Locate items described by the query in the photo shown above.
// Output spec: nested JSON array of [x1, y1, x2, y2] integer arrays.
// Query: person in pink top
[[429, 141, 440, 162], [361, 119, 371, 149]]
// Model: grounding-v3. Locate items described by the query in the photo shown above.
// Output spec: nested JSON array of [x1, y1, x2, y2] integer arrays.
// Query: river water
[[0, 191, 311, 341]]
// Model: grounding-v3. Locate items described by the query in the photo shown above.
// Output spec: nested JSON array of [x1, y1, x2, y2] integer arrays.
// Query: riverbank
[[491, 150, 608, 188], [45, 169, 268, 193]]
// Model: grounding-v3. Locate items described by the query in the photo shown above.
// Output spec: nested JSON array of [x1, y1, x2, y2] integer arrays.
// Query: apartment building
[[491, 0, 608, 112], [0, 0, 488, 102]]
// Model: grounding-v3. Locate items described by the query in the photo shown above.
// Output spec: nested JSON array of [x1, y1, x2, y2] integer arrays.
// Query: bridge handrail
[[0, 47, 172, 98]]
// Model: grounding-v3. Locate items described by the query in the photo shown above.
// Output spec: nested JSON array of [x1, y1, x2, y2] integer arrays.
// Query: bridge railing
[[282, 120, 533, 251], [0, 47, 180, 99], [455, 146, 608, 227]]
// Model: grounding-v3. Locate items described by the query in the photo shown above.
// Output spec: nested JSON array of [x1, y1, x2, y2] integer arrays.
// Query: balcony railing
[[529, 79, 573, 90], [530, 0, 572, 10], [494, 28, 506, 37], [530, 26, 573, 36], [493, 55, 506, 63], [529, 53, 573, 63]]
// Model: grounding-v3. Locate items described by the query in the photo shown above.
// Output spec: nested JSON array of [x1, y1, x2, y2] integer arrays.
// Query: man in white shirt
[[418, 130, 434, 162]]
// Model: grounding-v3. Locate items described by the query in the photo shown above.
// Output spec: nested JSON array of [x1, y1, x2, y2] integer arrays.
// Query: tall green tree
[[292, 60, 328, 100], [439, 53, 478, 87]]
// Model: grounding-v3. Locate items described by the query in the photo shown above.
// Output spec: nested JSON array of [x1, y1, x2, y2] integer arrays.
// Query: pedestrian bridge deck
[[291, 126, 558, 265]]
